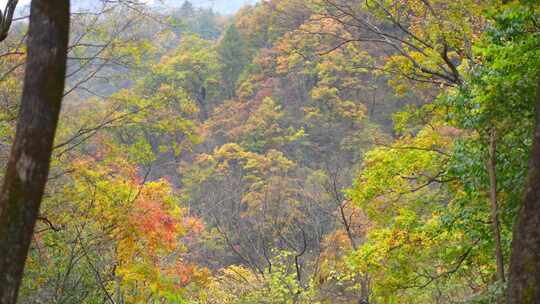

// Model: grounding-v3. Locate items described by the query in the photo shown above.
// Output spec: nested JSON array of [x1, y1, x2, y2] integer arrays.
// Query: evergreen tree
[[217, 24, 249, 99], [179, 0, 195, 18]]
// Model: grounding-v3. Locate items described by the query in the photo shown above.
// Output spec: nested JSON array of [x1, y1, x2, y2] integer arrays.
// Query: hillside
[[0, 1, 539, 304]]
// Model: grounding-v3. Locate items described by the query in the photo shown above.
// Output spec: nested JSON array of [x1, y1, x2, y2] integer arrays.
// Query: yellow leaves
[[311, 86, 337, 101], [202, 265, 259, 304], [220, 265, 256, 283], [184, 216, 205, 236], [310, 84, 366, 124], [210, 143, 295, 177], [244, 97, 283, 131], [268, 149, 296, 170], [347, 114, 488, 301], [351, 124, 454, 224], [54, 149, 207, 301], [214, 143, 244, 159], [276, 50, 304, 75], [184, 142, 301, 227], [364, 0, 491, 95], [352, 202, 474, 302], [206, 95, 303, 151], [338, 100, 367, 122]]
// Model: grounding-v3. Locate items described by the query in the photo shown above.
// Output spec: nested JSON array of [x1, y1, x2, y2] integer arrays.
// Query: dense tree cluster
[[0, 0, 538, 303]]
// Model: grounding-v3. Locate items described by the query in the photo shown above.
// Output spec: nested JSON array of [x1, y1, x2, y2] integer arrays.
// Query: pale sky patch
[[0, 0, 257, 14]]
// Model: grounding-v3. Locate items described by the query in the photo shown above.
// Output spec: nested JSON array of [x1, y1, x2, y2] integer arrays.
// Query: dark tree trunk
[[508, 76, 540, 303], [0, 1, 69, 303], [487, 128, 505, 284]]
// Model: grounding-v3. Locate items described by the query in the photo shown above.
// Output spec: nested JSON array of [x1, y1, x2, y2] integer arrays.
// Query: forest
[[0, 0, 539, 303]]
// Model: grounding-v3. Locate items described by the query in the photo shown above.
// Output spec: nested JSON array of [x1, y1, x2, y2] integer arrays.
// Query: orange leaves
[[132, 199, 179, 250], [56, 146, 209, 300], [204, 99, 251, 139], [184, 216, 205, 236], [114, 177, 207, 300], [167, 260, 211, 288]]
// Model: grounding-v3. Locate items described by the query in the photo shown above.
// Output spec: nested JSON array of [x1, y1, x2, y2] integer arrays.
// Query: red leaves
[[132, 199, 179, 248]]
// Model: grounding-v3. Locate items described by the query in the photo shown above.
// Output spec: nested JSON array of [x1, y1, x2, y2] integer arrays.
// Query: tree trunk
[[0, 1, 69, 303], [507, 76, 540, 303], [487, 128, 505, 285]]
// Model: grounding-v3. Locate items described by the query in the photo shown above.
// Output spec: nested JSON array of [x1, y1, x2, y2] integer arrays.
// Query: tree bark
[[0, 0, 19, 42], [508, 76, 540, 303], [487, 128, 505, 285], [0, 1, 70, 303]]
